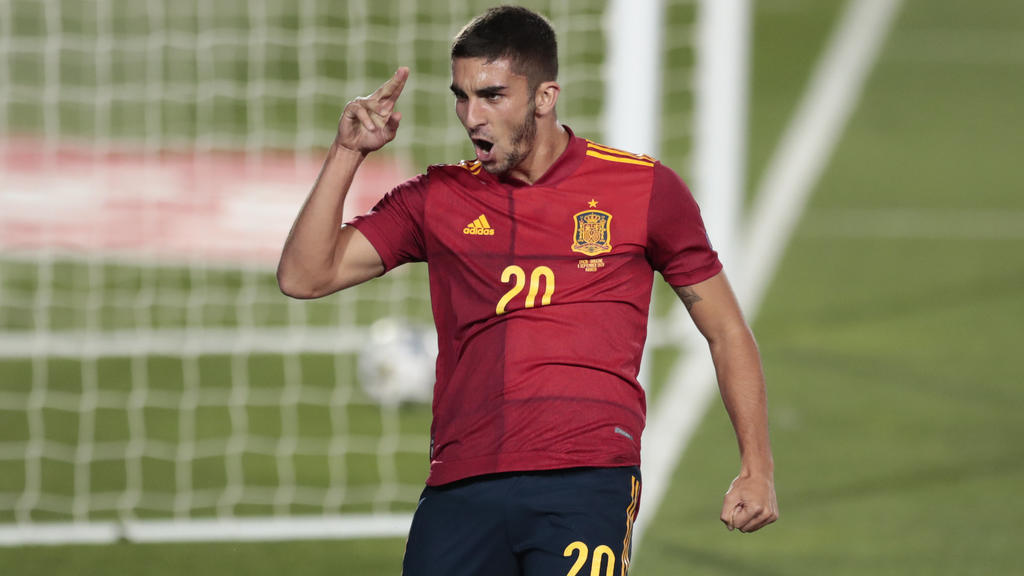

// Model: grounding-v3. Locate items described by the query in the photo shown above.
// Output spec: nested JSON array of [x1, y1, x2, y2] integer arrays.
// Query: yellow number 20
[[496, 265, 555, 315], [564, 541, 615, 576]]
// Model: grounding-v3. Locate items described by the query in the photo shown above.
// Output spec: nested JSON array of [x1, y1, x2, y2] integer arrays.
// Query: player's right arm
[[277, 67, 409, 299]]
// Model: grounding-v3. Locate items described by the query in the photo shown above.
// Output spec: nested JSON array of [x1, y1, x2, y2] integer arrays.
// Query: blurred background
[[1, 0, 1022, 574]]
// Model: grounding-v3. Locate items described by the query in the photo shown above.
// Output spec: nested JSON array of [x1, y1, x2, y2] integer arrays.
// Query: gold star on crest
[[588, 199, 598, 208]]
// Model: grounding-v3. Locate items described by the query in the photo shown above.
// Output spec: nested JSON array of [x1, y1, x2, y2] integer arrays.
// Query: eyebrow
[[449, 84, 507, 98]]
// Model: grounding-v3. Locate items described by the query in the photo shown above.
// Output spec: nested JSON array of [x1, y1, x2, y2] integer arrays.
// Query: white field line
[[0, 327, 369, 358], [633, 0, 904, 547], [0, 514, 414, 546]]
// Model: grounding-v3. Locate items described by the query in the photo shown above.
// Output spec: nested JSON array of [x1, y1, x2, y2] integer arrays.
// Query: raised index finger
[[373, 67, 410, 107]]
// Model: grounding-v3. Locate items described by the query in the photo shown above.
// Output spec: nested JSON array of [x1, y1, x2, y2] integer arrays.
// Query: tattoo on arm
[[677, 286, 703, 311]]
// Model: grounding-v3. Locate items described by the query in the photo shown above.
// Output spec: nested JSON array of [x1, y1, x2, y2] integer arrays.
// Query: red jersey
[[349, 128, 721, 485]]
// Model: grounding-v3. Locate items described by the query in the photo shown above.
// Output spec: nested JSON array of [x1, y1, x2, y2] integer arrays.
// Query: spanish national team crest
[[571, 208, 613, 256]]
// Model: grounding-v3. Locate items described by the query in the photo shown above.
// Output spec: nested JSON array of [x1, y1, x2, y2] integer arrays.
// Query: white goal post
[[0, 0, 746, 546]]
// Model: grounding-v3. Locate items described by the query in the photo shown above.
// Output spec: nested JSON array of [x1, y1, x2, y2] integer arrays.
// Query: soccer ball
[[357, 318, 437, 406]]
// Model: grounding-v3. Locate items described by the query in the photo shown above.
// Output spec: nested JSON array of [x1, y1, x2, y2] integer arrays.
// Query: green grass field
[[3, 0, 1024, 574]]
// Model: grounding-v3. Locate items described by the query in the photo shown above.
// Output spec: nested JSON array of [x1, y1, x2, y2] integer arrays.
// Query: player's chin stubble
[[485, 101, 537, 176]]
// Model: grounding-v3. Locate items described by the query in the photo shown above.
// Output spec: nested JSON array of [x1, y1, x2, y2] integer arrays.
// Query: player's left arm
[[675, 270, 779, 533]]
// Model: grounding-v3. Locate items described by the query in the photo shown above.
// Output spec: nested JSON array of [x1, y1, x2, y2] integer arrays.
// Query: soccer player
[[278, 5, 777, 575]]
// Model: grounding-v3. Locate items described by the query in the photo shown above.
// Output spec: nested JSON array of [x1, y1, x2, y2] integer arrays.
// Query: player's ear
[[534, 81, 560, 116]]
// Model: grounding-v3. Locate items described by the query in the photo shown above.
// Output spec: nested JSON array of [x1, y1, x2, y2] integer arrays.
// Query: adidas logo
[[463, 214, 495, 236]]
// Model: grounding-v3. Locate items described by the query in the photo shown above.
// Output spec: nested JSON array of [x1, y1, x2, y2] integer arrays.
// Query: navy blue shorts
[[402, 466, 642, 576]]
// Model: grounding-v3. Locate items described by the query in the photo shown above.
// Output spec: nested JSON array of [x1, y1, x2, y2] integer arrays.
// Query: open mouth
[[472, 138, 495, 161]]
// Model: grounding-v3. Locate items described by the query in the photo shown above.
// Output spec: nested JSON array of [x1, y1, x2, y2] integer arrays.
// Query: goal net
[[0, 0, 742, 545]]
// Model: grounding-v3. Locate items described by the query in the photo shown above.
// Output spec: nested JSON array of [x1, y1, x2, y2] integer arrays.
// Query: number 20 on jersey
[[496, 265, 555, 315]]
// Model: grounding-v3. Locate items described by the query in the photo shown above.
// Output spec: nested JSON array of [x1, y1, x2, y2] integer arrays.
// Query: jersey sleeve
[[647, 162, 723, 287], [346, 173, 428, 272]]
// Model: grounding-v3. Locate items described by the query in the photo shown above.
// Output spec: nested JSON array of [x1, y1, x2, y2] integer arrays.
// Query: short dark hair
[[451, 5, 558, 89]]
